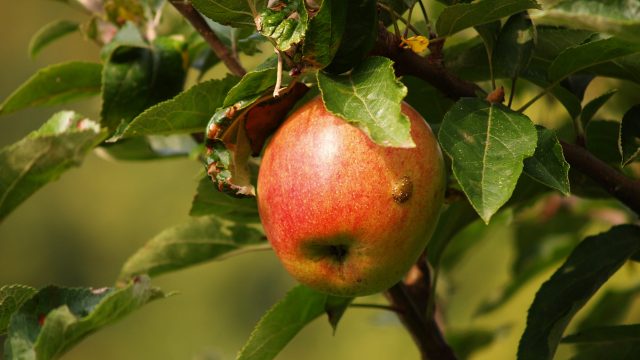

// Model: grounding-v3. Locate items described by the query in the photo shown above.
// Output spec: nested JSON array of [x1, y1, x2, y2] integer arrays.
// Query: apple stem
[[385, 258, 457, 360]]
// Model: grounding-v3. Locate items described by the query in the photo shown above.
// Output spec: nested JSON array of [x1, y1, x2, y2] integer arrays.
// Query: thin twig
[[417, 0, 431, 34], [169, 0, 246, 77], [378, 3, 423, 36]]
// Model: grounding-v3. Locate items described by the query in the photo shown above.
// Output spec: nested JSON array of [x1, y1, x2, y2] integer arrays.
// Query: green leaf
[[493, 12, 536, 79], [324, 0, 377, 74], [436, 0, 540, 37], [205, 82, 309, 197], [189, 176, 260, 221], [577, 287, 640, 331], [223, 60, 278, 107], [302, 0, 347, 69], [28, 20, 79, 58], [548, 37, 640, 82], [581, 89, 617, 128], [119, 216, 266, 280], [517, 224, 640, 360], [4, 277, 166, 360], [96, 135, 197, 161], [619, 104, 640, 166], [257, 0, 308, 52], [585, 120, 622, 165], [191, 0, 261, 28], [563, 324, 640, 359], [0, 285, 36, 335], [438, 98, 537, 223], [402, 76, 455, 124], [0, 62, 102, 116], [237, 285, 351, 360], [564, 324, 640, 344], [0, 111, 106, 222], [101, 36, 187, 132], [533, 0, 640, 44], [115, 75, 238, 139], [523, 126, 570, 195], [317, 56, 412, 147], [475, 21, 501, 56]]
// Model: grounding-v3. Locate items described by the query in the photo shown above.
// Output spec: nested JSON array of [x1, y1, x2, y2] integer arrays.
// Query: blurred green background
[[2, 2, 640, 360]]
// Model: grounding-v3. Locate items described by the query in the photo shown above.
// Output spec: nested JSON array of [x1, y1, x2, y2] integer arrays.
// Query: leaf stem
[[417, 0, 431, 35], [516, 79, 561, 113], [378, 3, 423, 36], [169, 0, 247, 77]]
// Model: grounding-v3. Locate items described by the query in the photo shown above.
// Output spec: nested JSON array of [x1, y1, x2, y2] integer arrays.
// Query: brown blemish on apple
[[392, 176, 413, 203]]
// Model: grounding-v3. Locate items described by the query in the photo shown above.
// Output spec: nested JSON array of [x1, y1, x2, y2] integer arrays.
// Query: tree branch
[[561, 141, 640, 214], [373, 26, 481, 100], [169, 0, 247, 77], [385, 257, 457, 360]]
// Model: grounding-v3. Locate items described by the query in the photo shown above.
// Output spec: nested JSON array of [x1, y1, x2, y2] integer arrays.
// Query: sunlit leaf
[[548, 37, 640, 82], [436, 0, 540, 37], [237, 285, 352, 360], [191, 0, 261, 28], [533, 0, 640, 44], [257, 0, 308, 52], [119, 216, 266, 280], [0, 62, 101, 116], [115, 75, 238, 139], [317, 56, 412, 147], [518, 224, 640, 360], [28, 20, 79, 58], [439, 98, 537, 223], [4, 277, 166, 360], [0, 285, 36, 335], [0, 111, 106, 222]]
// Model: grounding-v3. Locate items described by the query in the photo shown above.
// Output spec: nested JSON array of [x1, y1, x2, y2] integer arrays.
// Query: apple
[[257, 97, 445, 297]]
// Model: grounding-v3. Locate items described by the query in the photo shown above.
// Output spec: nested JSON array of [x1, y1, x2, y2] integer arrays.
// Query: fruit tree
[[2, 0, 640, 359]]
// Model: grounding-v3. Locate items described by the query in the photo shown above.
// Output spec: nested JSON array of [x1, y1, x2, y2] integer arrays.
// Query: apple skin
[[257, 97, 445, 297]]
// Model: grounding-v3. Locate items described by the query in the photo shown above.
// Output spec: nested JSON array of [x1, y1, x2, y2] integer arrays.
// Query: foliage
[[2, 0, 640, 359]]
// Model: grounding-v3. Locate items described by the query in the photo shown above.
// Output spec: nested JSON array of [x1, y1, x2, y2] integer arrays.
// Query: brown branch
[[372, 26, 481, 100], [385, 257, 457, 360], [169, 0, 246, 77], [561, 141, 640, 214]]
